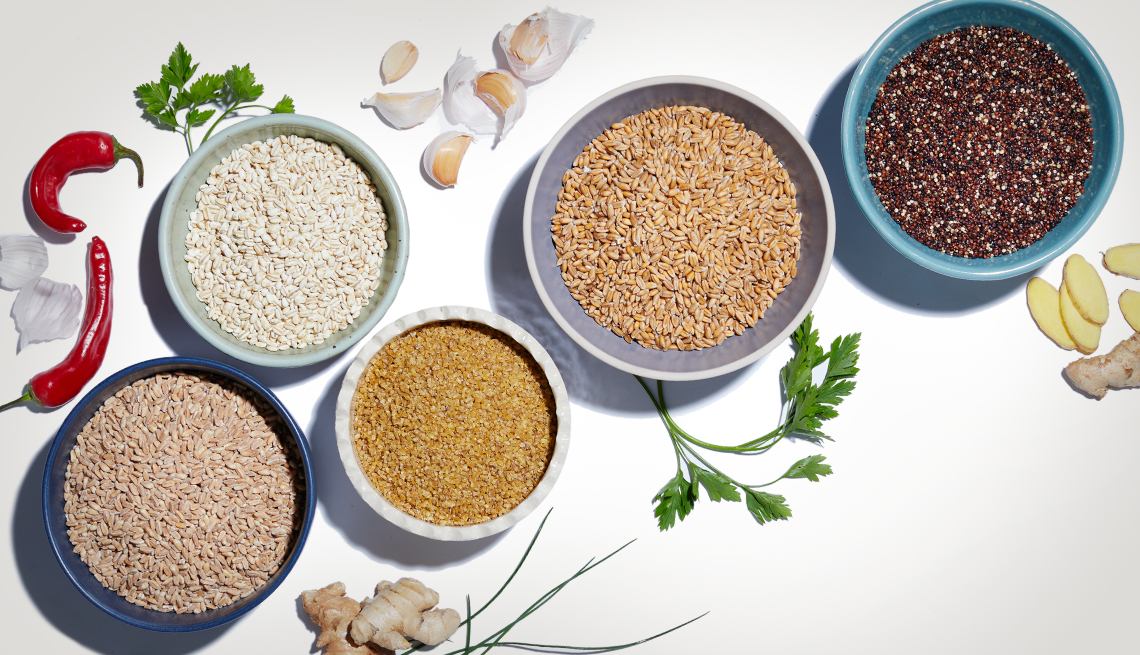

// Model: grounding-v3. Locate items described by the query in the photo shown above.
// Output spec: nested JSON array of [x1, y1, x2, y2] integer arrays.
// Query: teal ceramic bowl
[[159, 114, 409, 367], [841, 0, 1123, 280]]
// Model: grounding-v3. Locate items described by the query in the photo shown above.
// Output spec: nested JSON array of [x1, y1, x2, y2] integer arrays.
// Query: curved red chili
[[30, 132, 144, 233], [1, 237, 113, 411]]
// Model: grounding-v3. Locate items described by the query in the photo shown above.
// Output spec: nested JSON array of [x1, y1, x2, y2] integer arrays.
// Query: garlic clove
[[0, 234, 49, 290], [362, 89, 442, 129], [497, 6, 594, 82], [381, 40, 419, 84], [422, 131, 474, 187], [475, 71, 522, 115], [443, 53, 499, 136], [509, 13, 549, 65], [443, 55, 527, 140], [12, 276, 82, 352]]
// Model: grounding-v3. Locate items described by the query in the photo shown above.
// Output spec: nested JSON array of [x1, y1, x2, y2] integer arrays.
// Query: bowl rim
[[334, 305, 571, 541], [840, 0, 1125, 280], [523, 75, 835, 381], [158, 113, 410, 367], [41, 356, 316, 631]]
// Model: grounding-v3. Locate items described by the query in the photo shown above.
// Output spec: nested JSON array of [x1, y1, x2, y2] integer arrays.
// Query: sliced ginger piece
[[1064, 332, 1140, 398], [1120, 290, 1140, 332], [1026, 277, 1076, 350], [1104, 243, 1140, 279], [1059, 282, 1100, 355], [1063, 254, 1109, 325]]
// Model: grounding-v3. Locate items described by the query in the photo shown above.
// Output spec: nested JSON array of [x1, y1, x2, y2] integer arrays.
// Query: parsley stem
[[199, 103, 280, 147]]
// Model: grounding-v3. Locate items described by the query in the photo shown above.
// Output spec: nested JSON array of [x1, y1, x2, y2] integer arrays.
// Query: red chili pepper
[[30, 132, 144, 233], [1, 237, 113, 411]]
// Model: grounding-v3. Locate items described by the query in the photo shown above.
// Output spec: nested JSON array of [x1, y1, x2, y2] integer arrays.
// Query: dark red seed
[[864, 26, 1094, 259]]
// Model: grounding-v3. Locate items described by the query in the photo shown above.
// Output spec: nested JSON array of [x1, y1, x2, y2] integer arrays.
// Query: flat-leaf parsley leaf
[[636, 313, 861, 530]]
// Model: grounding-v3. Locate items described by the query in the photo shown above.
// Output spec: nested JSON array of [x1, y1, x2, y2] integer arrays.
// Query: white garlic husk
[[443, 54, 527, 140], [381, 40, 418, 84], [362, 89, 442, 129], [0, 234, 49, 290], [497, 6, 594, 82], [422, 131, 474, 187], [12, 276, 82, 352]]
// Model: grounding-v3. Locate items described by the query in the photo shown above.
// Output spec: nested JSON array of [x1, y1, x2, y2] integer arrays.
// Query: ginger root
[[350, 578, 461, 651], [1064, 332, 1140, 398], [302, 582, 393, 655]]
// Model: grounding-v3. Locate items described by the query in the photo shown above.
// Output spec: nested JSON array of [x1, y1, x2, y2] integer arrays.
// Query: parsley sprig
[[637, 313, 861, 530], [404, 510, 704, 654], [135, 43, 295, 155]]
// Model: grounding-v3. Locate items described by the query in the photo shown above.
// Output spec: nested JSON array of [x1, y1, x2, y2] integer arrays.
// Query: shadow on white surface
[[484, 155, 758, 417], [136, 183, 340, 390], [307, 370, 507, 565], [807, 60, 1036, 314], [13, 441, 236, 652]]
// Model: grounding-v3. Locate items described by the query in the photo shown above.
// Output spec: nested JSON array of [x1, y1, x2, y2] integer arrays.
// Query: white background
[[1, 0, 1137, 653]]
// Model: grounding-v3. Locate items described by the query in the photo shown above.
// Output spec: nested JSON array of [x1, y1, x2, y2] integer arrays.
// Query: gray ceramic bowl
[[524, 76, 835, 381], [43, 357, 315, 631], [158, 114, 409, 368]]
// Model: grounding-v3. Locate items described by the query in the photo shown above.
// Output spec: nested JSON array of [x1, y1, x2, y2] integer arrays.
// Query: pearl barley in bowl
[[159, 114, 409, 368]]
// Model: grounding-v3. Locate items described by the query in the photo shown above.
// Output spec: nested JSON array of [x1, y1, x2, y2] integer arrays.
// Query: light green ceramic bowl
[[158, 114, 409, 368]]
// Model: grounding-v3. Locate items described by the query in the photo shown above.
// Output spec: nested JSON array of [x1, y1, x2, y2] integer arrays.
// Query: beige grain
[[63, 372, 304, 614], [551, 106, 802, 350]]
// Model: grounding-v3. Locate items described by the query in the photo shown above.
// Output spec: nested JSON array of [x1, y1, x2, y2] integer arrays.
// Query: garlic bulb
[[0, 234, 49, 290], [381, 40, 418, 84], [497, 7, 594, 82], [362, 89, 442, 129], [422, 131, 474, 187], [443, 54, 527, 139], [12, 276, 82, 352]]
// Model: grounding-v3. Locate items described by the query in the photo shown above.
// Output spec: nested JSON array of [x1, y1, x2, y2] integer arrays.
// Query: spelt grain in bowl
[[552, 105, 802, 351], [62, 370, 305, 615], [185, 134, 389, 351]]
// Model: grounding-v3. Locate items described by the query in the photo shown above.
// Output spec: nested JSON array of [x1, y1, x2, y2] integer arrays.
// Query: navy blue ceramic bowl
[[841, 0, 1124, 280], [42, 357, 315, 631]]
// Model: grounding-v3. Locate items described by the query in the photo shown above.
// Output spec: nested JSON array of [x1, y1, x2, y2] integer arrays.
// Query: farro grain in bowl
[[524, 76, 835, 381], [43, 357, 315, 632], [335, 306, 570, 541], [159, 114, 410, 368]]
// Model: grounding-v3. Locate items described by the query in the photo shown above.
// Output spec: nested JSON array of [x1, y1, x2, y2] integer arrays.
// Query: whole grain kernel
[[864, 26, 1094, 258], [551, 105, 802, 351], [351, 321, 556, 526]]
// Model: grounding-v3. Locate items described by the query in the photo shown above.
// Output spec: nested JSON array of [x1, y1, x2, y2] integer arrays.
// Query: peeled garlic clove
[[422, 131, 474, 187], [362, 89, 442, 129], [497, 6, 594, 82], [12, 276, 82, 352], [509, 13, 549, 64], [0, 234, 49, 289], [444, 55, 527, 140], [381, 40, 419, 84]]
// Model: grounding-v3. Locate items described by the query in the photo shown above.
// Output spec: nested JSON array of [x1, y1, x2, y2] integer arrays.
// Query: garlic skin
[[362, 89, 442, 129], [443, 54, 527, 140], [381, 40, 419, 84], [12, 276, 82, 352], [0, 234, 49, 290], [422, 131, 474, 187], [497, 7, 594, 82]]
